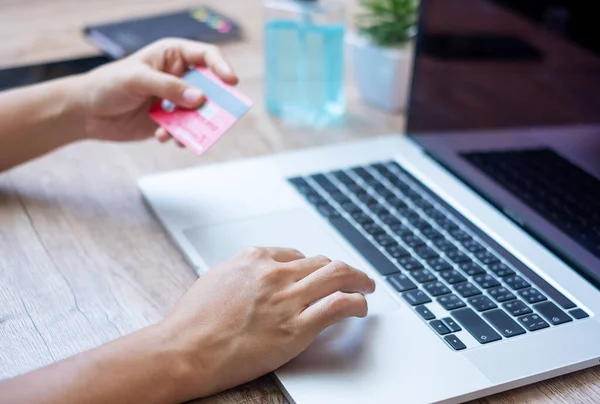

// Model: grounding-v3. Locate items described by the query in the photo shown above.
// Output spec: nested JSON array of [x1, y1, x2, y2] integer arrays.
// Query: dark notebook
[[84, 7, 242, 59]]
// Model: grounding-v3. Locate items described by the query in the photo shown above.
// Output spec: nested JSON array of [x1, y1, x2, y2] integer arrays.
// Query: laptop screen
[[406, 0, 600, 287], [407, 0, 600, 134]]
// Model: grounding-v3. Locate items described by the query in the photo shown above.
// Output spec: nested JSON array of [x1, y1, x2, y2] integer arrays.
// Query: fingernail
[[370, 278, 376, 289], [182, 88, 204, 105], [216, 62, 232, 76]]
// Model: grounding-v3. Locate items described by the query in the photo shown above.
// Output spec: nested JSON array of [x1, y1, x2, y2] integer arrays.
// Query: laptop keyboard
[[463, 148, 600, 258], [288, 161, 590, 351]]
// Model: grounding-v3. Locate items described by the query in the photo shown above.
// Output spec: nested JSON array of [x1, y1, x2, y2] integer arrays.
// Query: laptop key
[[438, 294, 467, 311], [439, 270, 467, 285], [432, 238, 456, 252], [569, 308, 589, 320], [385, 245, 410, 258], [397, 257, 424, 271], [387, 196, 407, 209], [329, 192, 351, 205], [311, 174, 339, 193], [420, 227, 444, 240], [475, 251, 500, 265], [380, 213, 402, 227], [438, 219, 459, 231], [375, 234, 397, 247], [483, 309, 526, 338], [468, 295, 497, 312], [387, 273, 417, 292], [424, 281, 451, 297], [357, 194, 377, 206], [415, 305, 436, 320], [408, 217, 430, 229], [442, 317, 462, 332], [368, 203, 388, 215], [329, 217, 400, 276], [504, 275, 531, 290], [401, 234, 426, 249], [472, 274, 501, 289], [430, 320, 451, 335], [397, 207, 420, 220], [331, 170, 354, 185], [488, 287, 516, 303], [518, 288, 547, 304], [460, 262, 486, 276], [444, 335, 467, 351], [389, 223, 413, 237], [376, 187, 395, 199], [363, 223, 385, 235], [462, 239, 485, 253], [288, 177, 313, 194], [427, 257, 452, 272], [445, 249, 471, 263], [503, 300, 533, 317], [403, 289, 432, 306], [306, 192, 327, 206], [340, 202, 362, 214], [454, 282, 482, 298], [488, 262, 515, 277], [348, 182, 364, 193], [449, 229, 471, 241], [518, 313, 550, 331], [351, 212, 374, 225], [415, 247, 439, 259], [534, 301, 573, 325], [452, 308, 502, 344], [427, 209, 447, 221], [352, 167, 376, 183], [414, 199, 434, 211], [411, 269, 437, 284]]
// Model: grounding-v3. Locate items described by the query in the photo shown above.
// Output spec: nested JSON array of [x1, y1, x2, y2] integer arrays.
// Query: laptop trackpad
[[184, 209, 400, 315]]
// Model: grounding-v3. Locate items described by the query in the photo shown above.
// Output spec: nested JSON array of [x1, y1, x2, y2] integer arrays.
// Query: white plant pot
[[347, 32, 414, 113]]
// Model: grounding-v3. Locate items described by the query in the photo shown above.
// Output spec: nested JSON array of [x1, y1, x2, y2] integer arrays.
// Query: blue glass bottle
[[264, 0, 346, 126]]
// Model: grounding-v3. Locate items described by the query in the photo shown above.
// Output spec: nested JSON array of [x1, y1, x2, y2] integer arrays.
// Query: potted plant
[[347, 0, 419, 113]]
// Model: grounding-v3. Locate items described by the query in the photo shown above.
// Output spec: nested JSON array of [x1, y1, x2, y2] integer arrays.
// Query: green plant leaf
[[357, 0, 419, 47]]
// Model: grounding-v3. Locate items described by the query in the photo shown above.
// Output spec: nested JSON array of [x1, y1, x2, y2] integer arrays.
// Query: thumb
[[134, 69, 205, 109]]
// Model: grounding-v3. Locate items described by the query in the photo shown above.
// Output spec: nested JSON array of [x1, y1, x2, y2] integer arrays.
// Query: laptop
[[138, 0, 600, 402]]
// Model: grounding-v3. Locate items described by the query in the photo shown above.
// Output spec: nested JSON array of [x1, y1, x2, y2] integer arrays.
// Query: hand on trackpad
[[184, 209, 400, 315]]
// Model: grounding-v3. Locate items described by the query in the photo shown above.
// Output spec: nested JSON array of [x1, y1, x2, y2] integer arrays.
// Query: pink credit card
[[149, 67, 253, 155]]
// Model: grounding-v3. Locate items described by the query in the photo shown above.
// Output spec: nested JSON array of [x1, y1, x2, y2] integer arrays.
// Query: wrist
[[62, 74, 92, 142], [136, 323, 197, 403], [153, 318, 225, 401]]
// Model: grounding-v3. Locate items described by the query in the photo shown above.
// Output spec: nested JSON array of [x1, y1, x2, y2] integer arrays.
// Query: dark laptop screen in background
[[407, 0, 600, 134]]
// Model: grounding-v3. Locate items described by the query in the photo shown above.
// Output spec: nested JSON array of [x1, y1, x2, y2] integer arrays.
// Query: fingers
[[291, 260, 375, 306], [179, 40, 238, 85], [154, 127, 171, 143], [154, 127, 186, 148], [250, 247, 305, 263], [134, 69, 206, 109], [284, 255, 333, 281], [299, 292, 369, 335], [142, 38, 238, 85]]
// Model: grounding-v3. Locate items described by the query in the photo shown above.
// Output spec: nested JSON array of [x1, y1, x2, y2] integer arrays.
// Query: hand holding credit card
[[149, 67, 253, 156]]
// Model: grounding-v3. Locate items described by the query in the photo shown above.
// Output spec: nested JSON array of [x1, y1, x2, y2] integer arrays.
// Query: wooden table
[[0, 1, 598, 403]]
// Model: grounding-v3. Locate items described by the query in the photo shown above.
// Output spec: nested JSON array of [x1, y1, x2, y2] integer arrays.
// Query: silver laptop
[[139, 1, 600, 403]]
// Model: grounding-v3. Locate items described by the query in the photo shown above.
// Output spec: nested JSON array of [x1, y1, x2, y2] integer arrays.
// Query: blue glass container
[[264, 0, 346, 126]]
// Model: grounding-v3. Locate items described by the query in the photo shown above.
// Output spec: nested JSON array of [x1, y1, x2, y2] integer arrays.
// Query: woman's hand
[[160, 246, 376, 400], [0, 246, 375, 404], [79, 38, 238, 144]]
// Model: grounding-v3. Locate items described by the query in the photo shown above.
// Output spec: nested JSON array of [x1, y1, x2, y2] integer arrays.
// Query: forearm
[[0, 76, 87, 172], [0, 325, 194, 404]]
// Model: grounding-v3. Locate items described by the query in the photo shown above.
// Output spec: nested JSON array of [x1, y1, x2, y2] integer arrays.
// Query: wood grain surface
[[0, 0, 599, 403]]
